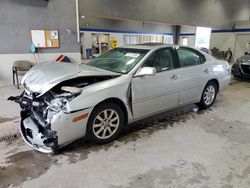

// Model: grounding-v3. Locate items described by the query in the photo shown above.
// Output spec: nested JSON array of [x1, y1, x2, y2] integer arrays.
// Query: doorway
[[92, 33, 109, 57], [234, 34, 250, 59]]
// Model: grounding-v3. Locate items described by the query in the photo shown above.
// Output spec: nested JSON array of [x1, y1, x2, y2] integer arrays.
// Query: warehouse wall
[[180, 25, 196, 47], [0, 0, 81, 86], [80, 18, 173, 58], [179, 24, 250, 62], [80, 31, 173, 58], [80, 18, 173, 34], [210, 33, 235, 56], [79, 0, 237, 29], [210, 22, 250, 61], [233, 0, 250, 22]]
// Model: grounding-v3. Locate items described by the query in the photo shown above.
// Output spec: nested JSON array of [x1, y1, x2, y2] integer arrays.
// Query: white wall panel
[[210, 33, 236, 52]]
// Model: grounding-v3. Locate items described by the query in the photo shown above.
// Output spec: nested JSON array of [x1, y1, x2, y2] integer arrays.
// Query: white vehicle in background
[[9, 44, 231, 154]]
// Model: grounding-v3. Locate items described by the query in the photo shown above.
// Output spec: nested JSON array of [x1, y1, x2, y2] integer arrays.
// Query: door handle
[[204, 68, 210, 73], [171, 74, 180, 80]]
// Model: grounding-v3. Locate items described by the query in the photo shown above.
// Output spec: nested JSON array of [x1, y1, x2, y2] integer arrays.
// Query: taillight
[[225, 65, 231, 75]]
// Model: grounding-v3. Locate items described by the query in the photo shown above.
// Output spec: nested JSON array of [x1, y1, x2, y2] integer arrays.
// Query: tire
[[86, 102, 125, 144], [197, 81, 218, 109]]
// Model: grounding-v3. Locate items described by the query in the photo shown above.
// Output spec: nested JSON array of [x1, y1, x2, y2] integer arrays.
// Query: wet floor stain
[[202, 117, 250, 144], [110, 161, 250, 188], [0, 104, 214, 187], [117, 104, 211, 144], [110, 162, 211, 188], [1, 79, 250, 187], [0, 150, 57, 188], [9, 104, 210, 163], [58, 104, 213, 164], [0, 117, 18, 124]]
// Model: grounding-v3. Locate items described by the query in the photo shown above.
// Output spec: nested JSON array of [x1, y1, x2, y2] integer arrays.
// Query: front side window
[[142, 48, 174, 73], [88, 48, 149, 74], [177, 48, 205, 67]]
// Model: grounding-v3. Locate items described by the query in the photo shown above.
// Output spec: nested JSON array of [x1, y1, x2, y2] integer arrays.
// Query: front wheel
[[86, 102, 125, 144], [197, 81, 218, 109]]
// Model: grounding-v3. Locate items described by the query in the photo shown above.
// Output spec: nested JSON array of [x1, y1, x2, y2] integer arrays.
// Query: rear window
[[176, 47, 205, 67]]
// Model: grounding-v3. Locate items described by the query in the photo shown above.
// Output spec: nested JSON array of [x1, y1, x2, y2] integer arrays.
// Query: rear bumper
[[218, 74, 231, 92], [20, 116, 58, 154]]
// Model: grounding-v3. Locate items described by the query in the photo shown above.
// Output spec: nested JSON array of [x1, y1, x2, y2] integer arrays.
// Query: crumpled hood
[[22, 62, 120, 96]]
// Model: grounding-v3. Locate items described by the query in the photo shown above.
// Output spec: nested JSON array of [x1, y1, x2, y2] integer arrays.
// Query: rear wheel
[[197, 81, 218, 109], [86, 102, 124, 144]]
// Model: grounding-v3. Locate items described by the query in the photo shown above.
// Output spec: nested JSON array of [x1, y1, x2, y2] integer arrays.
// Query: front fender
[[68, 82, 130, 111]]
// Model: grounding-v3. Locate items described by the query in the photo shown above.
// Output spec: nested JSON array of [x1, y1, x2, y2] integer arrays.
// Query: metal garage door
[[234, 34, 250, 60]]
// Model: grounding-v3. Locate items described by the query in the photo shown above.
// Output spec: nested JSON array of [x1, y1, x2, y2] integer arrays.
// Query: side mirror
[[135, 67, 156, 77]]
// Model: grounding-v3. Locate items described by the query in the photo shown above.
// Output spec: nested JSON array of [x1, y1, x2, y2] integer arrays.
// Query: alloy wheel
[[92, 109, 120, 139], [203, 85, 216, 106]]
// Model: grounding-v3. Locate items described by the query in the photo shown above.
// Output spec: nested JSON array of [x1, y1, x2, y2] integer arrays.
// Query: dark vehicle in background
[[232, 53, 250, 79]]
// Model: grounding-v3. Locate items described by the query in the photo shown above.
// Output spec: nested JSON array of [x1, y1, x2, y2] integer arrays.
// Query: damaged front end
[[8, 86, 82, 154], [8, 62, 122, 153], [8, 73, 118, 154]]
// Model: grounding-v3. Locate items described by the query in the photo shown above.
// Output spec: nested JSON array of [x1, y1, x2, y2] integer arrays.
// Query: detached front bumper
[[20, 116, 58, 154], [10, 90, 93, 154]]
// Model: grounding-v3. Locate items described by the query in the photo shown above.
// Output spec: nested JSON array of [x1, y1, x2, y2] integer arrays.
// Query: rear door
[[131, 47, 180, 119], [174, 47, 207, 105]]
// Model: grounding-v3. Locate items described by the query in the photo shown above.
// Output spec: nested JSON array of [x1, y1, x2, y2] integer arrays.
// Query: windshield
[[88, 48, 149, 74]]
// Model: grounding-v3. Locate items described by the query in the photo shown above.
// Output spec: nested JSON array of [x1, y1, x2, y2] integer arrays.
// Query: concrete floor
[[0, 79, 250, 188]]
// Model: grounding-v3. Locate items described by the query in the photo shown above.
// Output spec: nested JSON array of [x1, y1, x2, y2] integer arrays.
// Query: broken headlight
[[49, 98, 69, 113], [46, 87, 82, 114]]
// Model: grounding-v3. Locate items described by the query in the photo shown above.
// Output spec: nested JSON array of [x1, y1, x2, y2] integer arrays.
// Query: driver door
[[131, 48, 180, 119]]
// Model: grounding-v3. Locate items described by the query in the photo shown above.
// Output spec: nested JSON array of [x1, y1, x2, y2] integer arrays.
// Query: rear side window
[[176, 47, 205, 67]]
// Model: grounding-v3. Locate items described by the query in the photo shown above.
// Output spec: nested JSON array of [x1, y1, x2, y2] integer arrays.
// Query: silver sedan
[[9, 44, 231, 154]]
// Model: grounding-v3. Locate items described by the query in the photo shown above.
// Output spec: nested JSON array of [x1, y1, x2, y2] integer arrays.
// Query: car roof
[[119, 43, 215, 60], [120, 43, 173, 50], [120, 43, 200, 50]]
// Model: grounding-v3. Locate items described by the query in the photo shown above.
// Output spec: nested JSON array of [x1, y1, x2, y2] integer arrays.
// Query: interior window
[[177, 48, 204, 67], [142, 48, 174, 72]]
